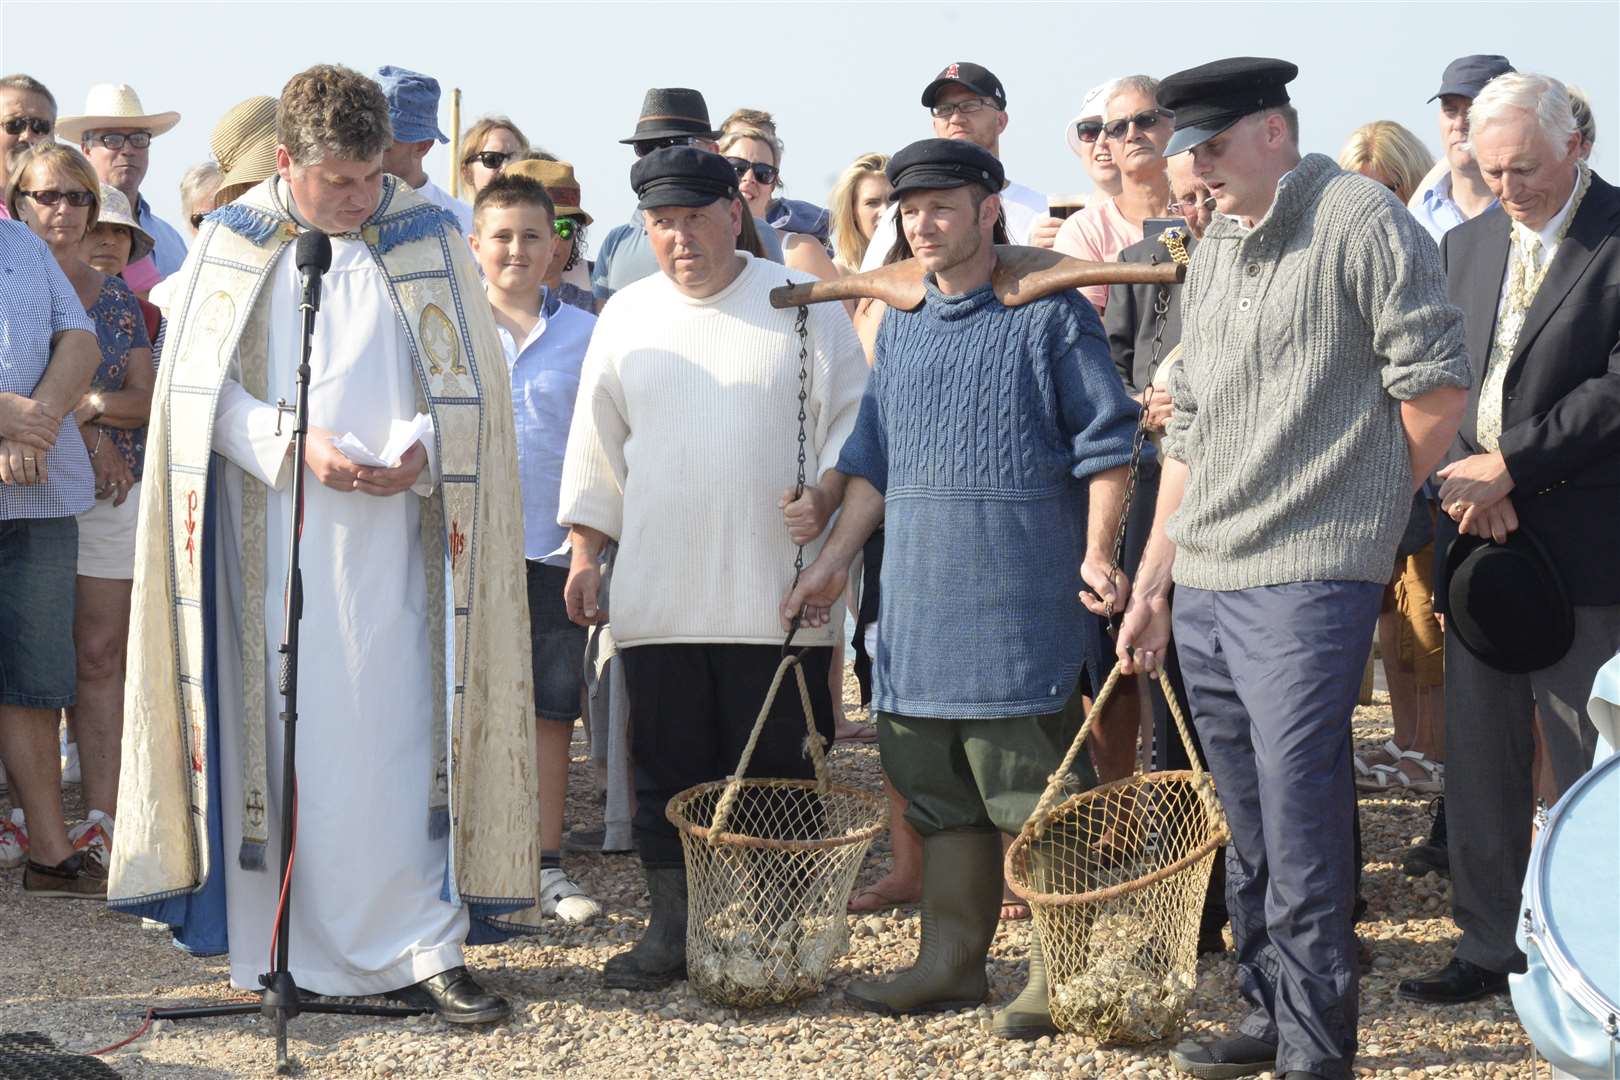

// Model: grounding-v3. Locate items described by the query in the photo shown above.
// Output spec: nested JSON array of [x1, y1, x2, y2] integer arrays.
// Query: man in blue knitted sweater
[[783, 138, 1139, 1038]]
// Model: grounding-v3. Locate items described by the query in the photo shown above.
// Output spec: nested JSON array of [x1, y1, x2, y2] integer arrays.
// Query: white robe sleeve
[[213, 379, 295, 490], [411, 417, 439, 498]]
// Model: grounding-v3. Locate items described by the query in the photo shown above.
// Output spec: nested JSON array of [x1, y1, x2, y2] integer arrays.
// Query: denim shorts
[[0, 516, 79, 709], [526, 561, 586, 722]]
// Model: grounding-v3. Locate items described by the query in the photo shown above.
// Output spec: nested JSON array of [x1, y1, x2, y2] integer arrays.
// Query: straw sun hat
[[503, 158, 593, 225], [210, 96, 279, 193], [56, 84, 180, 143]]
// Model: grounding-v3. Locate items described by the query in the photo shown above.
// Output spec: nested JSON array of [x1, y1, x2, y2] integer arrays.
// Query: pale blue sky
[[7, 1, 1615, 252]]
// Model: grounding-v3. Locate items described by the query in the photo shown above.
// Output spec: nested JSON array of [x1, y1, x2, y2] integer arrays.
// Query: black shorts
[[526, 561, 587, 721]]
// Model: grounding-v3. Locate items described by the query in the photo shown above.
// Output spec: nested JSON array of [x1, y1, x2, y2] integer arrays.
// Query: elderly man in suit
[[1399, 71, 1620, 1006]]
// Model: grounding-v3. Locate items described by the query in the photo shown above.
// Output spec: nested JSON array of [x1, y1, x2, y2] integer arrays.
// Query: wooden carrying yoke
[[768, 245, 1185, 311]]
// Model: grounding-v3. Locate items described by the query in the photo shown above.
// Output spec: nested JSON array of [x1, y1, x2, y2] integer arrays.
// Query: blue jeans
[[1173, 581, 1381, 1080], [0, 515, 79, 709]]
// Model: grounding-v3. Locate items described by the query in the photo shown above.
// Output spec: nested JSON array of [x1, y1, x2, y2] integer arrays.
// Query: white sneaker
[[61, 741, 81, 785], [0, 809, 27, 870], [68, 809, 114, 866], [539, 866, 601, 925]]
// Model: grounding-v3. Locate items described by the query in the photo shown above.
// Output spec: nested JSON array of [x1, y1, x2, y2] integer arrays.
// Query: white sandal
[[1354, 739, 1404, 791]]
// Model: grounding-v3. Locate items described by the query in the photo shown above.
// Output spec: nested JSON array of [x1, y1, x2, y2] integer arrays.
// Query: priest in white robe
[[110, 64, 539, 1024]]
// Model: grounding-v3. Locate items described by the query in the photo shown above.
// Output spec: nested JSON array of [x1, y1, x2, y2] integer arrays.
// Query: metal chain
[[1103, 228, 1189, 621], [783, 292, 812, 652]]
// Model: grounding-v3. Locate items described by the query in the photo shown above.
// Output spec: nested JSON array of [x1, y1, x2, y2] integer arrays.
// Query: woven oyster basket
[[666, 653, 887, 1008], [1006, 666, 1229, 1043]]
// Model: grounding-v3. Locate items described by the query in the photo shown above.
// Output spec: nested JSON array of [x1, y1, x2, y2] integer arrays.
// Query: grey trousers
[[1174, 581, 1381, 1080], [1443, 603, 1620, 973]]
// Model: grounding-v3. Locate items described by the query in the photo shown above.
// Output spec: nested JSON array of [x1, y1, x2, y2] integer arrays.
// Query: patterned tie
[[1475, 230, 1545, 451]]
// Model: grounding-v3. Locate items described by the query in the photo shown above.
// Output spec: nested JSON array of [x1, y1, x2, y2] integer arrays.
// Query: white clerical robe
[[210, 232, 466, 995]]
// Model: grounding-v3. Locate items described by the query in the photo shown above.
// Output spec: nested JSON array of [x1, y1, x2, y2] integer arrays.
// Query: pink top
[[1052, 197, 1143, 313]]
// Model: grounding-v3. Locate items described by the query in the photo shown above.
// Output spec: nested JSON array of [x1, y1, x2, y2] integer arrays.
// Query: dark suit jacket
[[1103, 234, 1195, 394], [1435, 171, 1620, 611]]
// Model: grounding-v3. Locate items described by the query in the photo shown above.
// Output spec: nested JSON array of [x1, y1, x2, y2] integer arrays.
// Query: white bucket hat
[[1065, 78, 1120, 159], [56, 84, 180, 143]]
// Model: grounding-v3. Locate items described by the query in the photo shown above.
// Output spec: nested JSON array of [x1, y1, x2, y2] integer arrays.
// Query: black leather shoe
[[389, 966, 510, 1024], [1169, 1032, 1278, 1078], [1281, 1073, 1328, 1079], [1397, 956, 1509, 1004]]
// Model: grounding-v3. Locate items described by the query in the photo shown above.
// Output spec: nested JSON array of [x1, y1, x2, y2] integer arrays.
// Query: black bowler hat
[[1157, 57, 1299, 156], [1429, 54, 1515, 102], [630, 146, 739, 211], [885, 138, 1006, 201], [921, 61, 1007, 111], [619, 87, 720, 145], [1445, 528, 1575, 674]]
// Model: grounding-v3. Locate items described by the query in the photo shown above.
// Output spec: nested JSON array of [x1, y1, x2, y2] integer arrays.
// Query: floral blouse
[[85, 274, 152, 482]]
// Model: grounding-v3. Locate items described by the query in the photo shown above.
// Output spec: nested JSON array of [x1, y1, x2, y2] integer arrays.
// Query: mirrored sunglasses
[[553, 217, 583, 241]]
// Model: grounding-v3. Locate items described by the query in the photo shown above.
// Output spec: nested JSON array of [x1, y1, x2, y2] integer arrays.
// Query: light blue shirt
[[591, 209, 784, 302], [0, 221, 97, 519], [136, 194, 188, 279], [497, 287, 596, 564], [1408, 170, 1498, 243]]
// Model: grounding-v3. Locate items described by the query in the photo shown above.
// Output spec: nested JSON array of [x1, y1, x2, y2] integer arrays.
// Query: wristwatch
[[86, 391, 105, 424]]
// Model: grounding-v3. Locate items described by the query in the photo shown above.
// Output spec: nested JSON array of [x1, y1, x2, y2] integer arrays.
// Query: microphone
[[295, 231, 333, 314]]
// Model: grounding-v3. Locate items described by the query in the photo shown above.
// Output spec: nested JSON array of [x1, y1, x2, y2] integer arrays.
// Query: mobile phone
[[1142, 217, 1184, 242]]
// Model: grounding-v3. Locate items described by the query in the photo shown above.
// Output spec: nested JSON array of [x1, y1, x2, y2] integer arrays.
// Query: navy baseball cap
[[1429, 54, 1514, 102], [630, 146, 739, 211], [1157, 57, 1298, 156], [885, 138, 1005, 200]]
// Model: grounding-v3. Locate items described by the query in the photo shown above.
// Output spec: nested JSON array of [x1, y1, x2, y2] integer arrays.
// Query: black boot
[[1400, 796, 1449, 878], [603, 865, 688, 990], [1169, 1032, 1278, 1079]]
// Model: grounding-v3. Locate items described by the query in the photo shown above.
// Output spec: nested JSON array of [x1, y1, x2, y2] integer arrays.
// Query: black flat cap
[[1158, 57, 1298, 156], [630, 146, 738, 211], [620, 87, 719, 145], [921, 61, 1007, 110], [1429, 54, 1514, 102], [885, 138, 1005, 200], [1445, 528, 1575, 674]]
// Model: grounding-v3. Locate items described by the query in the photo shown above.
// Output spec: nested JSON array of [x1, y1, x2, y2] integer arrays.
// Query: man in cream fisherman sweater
[[558, 146, 868, 991], [1114, 60, 1470, 1080], [784, 138, 1139, 1039]]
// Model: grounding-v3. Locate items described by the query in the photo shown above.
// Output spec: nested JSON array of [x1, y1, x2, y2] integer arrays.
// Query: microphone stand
[[147, 236, 427, 1075]]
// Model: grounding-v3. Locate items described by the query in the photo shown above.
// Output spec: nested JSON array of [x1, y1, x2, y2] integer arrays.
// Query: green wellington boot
[[603, 866, 688, 990], [992, 925, 1059, 1039], [846, 829, 1002, 1015]]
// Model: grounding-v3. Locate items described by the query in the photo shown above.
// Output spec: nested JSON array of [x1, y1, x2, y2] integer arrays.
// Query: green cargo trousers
[[876, 690, 1095, 836]]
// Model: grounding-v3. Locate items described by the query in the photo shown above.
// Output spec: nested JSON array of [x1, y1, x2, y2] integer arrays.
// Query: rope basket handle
[[705, 652, 830, 843], [1025, 664, 1210, 838]]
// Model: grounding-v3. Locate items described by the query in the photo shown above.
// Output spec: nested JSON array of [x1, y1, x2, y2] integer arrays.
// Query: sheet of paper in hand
[[330, 412, 434, 468]]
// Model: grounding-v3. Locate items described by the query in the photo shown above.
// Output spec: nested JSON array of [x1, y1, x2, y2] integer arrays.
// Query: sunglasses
[[929, 97, 998, 120], [1102, 109, 1172, 142], [89, 131, 152, 150], [725, 157, 779, 185], [465, 150, 513, 171], [633, 136, 696, 158], [1073, 120, 1105, 145], [2, 116, 51, 137], [553, 217, 583, 241], [22, 189, 95, 208]]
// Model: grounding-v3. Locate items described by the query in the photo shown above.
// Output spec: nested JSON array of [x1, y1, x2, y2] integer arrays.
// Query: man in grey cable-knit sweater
[[1114, 59, 1470, 1080]]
